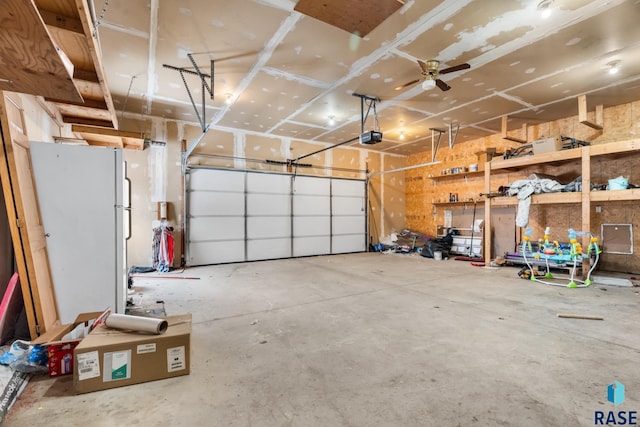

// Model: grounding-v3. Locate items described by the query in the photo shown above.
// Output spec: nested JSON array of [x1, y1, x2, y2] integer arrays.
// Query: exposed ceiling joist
[[72, 124, 144, 150], [0, 0, 82, 102]]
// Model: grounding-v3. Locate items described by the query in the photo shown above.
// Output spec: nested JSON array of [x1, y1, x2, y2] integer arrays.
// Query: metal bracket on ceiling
[[449, 122, 460, 149], [286, 93, 381, 176], [430, 123, 460, 162], [352, 93, 380, 134], [163, 54, 214, 132], [430, 127, 445, 163]]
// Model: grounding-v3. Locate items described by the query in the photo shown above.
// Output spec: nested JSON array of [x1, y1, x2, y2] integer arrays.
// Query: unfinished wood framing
[[0, 0, 82, 102], [71, 125, 145, 150], [0, 0, 121, 134], [501, 116, 528, 144], [578, 95, 604, 130]]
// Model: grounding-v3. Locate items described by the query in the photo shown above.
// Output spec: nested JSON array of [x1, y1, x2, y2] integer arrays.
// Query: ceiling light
[[537, 0, 553, 19], [225, 93, 233, 105], [399, 131, 405, 140], [608, 61, 620, 75], [328, 115, 335, 126], [422, 79, 436, 90]]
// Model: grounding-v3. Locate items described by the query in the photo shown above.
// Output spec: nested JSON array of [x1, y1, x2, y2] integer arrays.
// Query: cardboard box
[[73, 314, 191, 394], [532, 136, 562, 155]]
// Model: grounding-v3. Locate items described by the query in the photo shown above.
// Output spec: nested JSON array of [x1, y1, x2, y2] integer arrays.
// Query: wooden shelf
[[484, 138, 640, 268], [490, 192, 581, 206], [589, 138, 640, 158], [433, 200, 484, 207], [490, 147, 582, 171], [590, 189, 640, 202], [430, 170, 485, 181]]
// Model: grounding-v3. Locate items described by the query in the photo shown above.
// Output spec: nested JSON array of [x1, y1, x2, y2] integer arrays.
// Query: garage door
[[186, 167, 365, 265]]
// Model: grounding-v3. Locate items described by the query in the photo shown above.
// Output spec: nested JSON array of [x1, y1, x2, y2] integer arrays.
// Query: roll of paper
[[104, 313, 168, 335]]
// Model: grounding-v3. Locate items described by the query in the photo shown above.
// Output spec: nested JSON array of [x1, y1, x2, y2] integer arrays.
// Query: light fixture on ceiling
[[328, 115, 336, 126], [607, 60, 621, 75], [537, 0, 553, 19], [225, 93, 233, 105], [422, 79, 436, 90], [399, 131, 405, 140]]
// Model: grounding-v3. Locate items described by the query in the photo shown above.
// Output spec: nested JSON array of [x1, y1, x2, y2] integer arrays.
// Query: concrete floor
[[5, 253, 640, 426]]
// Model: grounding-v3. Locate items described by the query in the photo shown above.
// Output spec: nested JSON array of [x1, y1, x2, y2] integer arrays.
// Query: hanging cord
[[120, 74, 138, 120], [372, 99, 380, 132], [93, 0, 110, 37]]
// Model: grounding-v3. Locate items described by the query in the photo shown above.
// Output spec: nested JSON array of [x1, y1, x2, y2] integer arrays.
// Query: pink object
[[0, 273, 23, 345]]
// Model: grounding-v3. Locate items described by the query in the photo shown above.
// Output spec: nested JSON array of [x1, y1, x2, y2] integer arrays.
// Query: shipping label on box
[[167, 346, 186, 372], [77, 351, 100, 381], [103, 350, 131, 382], [137, 343, 156, 354]]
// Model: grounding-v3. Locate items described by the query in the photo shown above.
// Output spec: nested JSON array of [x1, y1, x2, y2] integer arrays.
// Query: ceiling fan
[[395, 59, 471, 92]]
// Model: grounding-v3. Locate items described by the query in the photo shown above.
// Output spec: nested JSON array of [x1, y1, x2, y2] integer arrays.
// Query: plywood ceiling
[[94, 0, 640, 156]]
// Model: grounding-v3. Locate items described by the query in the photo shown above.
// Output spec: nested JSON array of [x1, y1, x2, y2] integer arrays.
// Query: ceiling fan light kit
[[396, 58, 471, 92], [422, 79, 436, 90]]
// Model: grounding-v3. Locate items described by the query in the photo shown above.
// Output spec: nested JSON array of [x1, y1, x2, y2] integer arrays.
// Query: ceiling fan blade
[[435, 79, 451, 91], [395, 79, 421, 91], [439, 63, 471, 74], [417, 60, 428, 73]]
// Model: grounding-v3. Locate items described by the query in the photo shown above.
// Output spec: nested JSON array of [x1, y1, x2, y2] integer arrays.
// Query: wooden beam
[[63, 116, 114, 128], [71, 125, 145, 151], [35, 96, 64, 126], [73, 68, 100, 83], [38, 9, 84, 34], [71, 125, 143, 139], [501, 116, 527, 144], [0, 0, 83, 102], [74, 0, 119, 129], [46, 97, 108, 110], [578, 95, 603, 130]]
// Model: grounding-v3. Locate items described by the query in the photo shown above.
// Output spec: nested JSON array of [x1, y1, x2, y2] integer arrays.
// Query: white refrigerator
[[30, 141, 125, 324]]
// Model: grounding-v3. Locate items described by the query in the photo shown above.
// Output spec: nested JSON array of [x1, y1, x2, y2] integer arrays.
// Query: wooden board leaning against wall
[[0, 91, 59, 338]]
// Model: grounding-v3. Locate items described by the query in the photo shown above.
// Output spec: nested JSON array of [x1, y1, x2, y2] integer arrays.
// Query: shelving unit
[[430, 170, 485, 181], [483, 138, 640, 265]]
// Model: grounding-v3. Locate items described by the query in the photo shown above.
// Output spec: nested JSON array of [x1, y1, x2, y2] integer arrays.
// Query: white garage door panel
[[294, 217, 330, 236], [190, 169, 244, 191], [187, 169, 366, 265], [332, 216, 365, 235], [294, 236, 330, 256], [332, 197, 364, 215], [247, 238, 291, 261], [332, 179, 364, 196], [294, 195, 330, 215], [189, 217, 244, 241], [247, 172, 290, 193], [190, 191, 244, 216], [293, 176, 330, 195], [332, 235, 366, 254], [189, 241, 244, 265], [247, 193, 290, 215], [247, 216, 290, 239]]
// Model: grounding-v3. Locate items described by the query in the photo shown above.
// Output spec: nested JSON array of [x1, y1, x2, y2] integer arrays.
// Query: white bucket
[[433, 251, 443, 261]]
